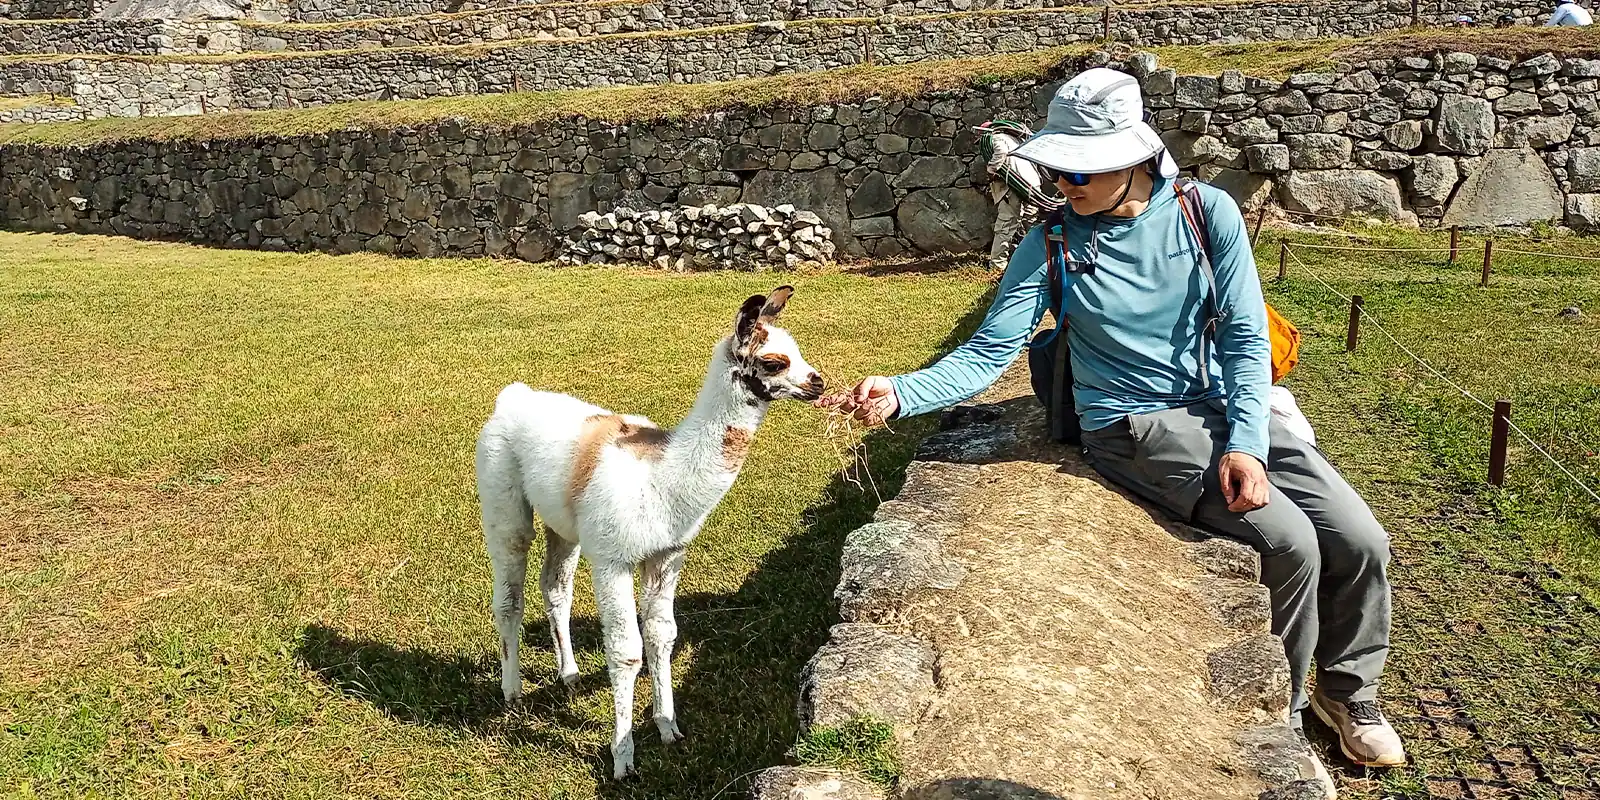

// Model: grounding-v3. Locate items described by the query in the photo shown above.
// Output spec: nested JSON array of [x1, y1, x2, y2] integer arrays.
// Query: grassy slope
[[1260, 226, 1600, 797], [0, 232, 990, 799], [4, 27, 1597, 148]]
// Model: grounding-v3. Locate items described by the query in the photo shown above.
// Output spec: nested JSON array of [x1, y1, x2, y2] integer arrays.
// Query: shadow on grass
[[296, 287, 997, 796], [843, 252, 990, 276]]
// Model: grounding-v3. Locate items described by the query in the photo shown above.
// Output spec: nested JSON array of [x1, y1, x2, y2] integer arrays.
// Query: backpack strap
[[1173, 179, 1224, 390], [1024, 206, 1073, 443], [1030, 206, 1069, 350]]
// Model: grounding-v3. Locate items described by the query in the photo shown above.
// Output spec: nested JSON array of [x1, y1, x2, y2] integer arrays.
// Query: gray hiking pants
[[1079, 399, 1392, 722]]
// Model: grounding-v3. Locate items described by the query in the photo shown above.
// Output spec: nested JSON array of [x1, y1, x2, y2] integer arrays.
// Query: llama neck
[[656, 339, 768, 523]]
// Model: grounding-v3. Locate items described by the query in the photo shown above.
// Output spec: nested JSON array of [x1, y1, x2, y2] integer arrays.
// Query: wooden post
[[199, 94, 208, 114], [1410, 0, 1420, 25], [1448, 225, 1459, 265], [1102, 5, 1112, 40], [1253, 204, 1267, 245], [1346, 295, 1364, 352], [513, 73, 523, 93], [1277, 240, 1288, 281], [1481, 239, 1494, 287], [1488, 399, 1512, 486]]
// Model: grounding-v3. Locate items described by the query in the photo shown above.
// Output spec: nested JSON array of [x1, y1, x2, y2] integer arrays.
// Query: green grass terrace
[[2, 26, 1599, 148]]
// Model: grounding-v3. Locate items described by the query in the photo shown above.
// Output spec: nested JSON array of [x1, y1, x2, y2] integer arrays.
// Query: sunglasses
[[1038, 166, 1094, 186]]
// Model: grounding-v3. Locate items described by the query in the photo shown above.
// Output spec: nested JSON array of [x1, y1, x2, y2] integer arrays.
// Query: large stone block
[[799, 623, 937, 733], [1566, 194, 1600, 233], [1279, 170, 1417, 225], [1208, 168, 1273, 211], [1174, 75, 1220, 109], [1442, 148, 1562, 227], [1408, 153, 1458, 207], [1569, 147, 1600, 192], [1163, 131, 1224, 167], [547, 172, 595, 232], [1285, 134, 1352, 170], [892, 156, 965, 189], [1225, 117, 1278, 146], [1245, 144, 1290, 174], [748, 767, 883, 800], [1494, 114, 1577, 149], [1433, 95, 1495, 155], [836, 519, 965, 624], [895, 187, 994, 254], [1381, 120, 1424, 151], [848, 171, 895, 218], [743, 166, 857, 255], [1206, 633, 1291, 715]]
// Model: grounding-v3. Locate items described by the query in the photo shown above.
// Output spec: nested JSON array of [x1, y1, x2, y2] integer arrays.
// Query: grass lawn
[[0, 231, 990, 799], [1261, 225, 1600, 798], [3, 221, 1598, 799]]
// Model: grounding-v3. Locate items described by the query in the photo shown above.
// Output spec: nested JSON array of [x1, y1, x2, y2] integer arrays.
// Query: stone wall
[[0, 0, 1553, 116], [4, 48, 1598, 264], [1141, 50, 1600, 228], [0, 0, 98, 19], [0, 72, 1044, 259], [0, 19, 241, 55]]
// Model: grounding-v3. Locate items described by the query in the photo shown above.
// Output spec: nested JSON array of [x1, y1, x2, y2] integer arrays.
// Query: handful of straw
[[816, 368, 890, 502]]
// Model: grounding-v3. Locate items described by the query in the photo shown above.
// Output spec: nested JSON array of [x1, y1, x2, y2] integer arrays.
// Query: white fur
[[475, 300, 817, 780]]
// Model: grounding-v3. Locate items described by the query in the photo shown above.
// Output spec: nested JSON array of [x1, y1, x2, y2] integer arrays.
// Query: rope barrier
[[1493, 247, 1600, 264], [1283, 244, 1600, 505], [1281, 242, 1460, 254]]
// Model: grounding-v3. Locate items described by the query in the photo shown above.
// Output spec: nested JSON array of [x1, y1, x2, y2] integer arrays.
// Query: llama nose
[[807, 373, 824, 391]]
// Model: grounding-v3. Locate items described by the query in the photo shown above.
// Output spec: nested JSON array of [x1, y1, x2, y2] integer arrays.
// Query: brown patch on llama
[[721, 426, 754, 471], [569, 414, 670, 510]]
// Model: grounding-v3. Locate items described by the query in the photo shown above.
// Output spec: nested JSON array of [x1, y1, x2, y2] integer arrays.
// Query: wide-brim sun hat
[[1012, 67, 1180, 179]]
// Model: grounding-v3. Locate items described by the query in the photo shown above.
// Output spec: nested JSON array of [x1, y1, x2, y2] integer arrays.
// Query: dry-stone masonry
[[0, 0, 1553, 117], [1139, 50, 1600, 229], [7, 48, 1597, 263], [559, 203, 835, 269]]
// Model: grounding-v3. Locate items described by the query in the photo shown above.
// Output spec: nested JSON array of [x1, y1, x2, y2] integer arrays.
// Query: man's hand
[[814, 376, 899, 427], [1218, 451, 1270, 513]]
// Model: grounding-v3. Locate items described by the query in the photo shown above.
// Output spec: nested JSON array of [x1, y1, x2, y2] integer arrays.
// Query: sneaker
[[1310, 691, 1408, 767], [1293, 727, 1339, 800]]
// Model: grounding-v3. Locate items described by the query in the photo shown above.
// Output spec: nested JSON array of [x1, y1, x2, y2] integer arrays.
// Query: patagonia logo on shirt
[[1166, 246, 1195, 260]]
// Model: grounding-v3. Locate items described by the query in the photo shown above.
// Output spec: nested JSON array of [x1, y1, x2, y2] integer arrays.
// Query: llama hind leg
[[641, 548, 686, 744], [539, 526, 582, 690], [593, 561, 644, 780], [482, 486, 534, 702]]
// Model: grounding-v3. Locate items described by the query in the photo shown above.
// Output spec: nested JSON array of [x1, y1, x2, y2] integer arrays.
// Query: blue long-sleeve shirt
[[890, 177, 1273, 464]]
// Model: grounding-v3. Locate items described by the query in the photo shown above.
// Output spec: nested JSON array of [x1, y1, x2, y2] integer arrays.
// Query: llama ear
[[734, 293, 767, 345], [759, 285, 794, 321]]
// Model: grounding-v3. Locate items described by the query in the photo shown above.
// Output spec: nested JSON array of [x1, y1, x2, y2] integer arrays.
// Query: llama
[[474, 286, 823, 779]]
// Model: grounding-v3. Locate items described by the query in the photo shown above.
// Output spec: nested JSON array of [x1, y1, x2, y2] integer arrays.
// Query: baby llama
[[475, 286, 823, 779]]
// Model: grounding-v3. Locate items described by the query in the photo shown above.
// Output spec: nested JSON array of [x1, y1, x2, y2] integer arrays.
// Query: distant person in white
[[1546, 0, 1592, 26]]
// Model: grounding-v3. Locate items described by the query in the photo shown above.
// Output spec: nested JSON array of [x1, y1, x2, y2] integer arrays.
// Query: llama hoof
[[559, 671, 580, 696], [657, 718, 685, 744], [611, 757, 637, 781]]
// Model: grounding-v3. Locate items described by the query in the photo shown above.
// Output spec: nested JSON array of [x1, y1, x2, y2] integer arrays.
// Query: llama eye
[[758, 356, 789, 373]]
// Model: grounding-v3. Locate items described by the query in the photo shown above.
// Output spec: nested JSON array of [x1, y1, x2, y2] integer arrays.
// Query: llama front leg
[[539, 526, 582, 690], [593, 561, 644, 780], [482, 492, 534, 702], [641, 547, 686, 744]]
